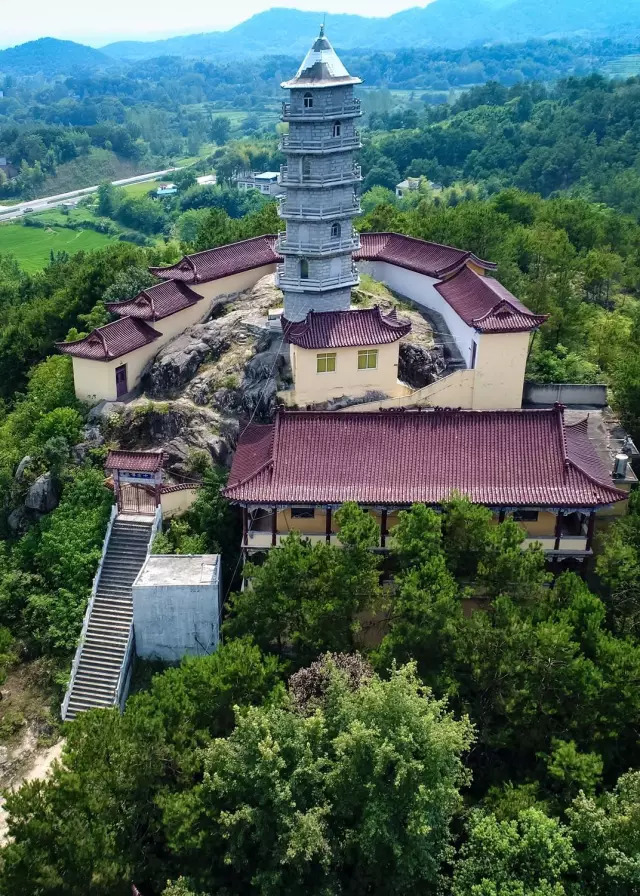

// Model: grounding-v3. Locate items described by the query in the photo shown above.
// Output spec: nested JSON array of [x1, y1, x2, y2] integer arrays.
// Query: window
[[291, 506, 315, 518], [302, 157, 311, 179], [300, 258, 309, 280], [513, 510, 539, 523], [317, 353, 336, 373], [332, 120, 341, 137], [330, 221, 341, 240], [304, 92, 313, 108], [357, 349, 378, 370]]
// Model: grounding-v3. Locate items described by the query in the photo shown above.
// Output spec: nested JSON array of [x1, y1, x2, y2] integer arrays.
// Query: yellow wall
[[288, 341, 409, 406], [161, 487, 199, 518], [472, 331, 530, 410], [70, 263, 277, 403], [337, 369, 475, 413], [71, 341, 161, 403]]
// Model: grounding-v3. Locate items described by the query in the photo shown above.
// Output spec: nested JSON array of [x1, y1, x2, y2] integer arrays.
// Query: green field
[[0, 223, 116, 272], [602, 55, 640, 78]]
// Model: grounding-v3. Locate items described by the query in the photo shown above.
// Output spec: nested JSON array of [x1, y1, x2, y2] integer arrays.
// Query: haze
[[1, 0, 435, 48]]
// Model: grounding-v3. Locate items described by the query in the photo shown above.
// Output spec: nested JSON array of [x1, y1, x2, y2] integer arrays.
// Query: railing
[[277, 230, 361, 254], [114, 505, 162, 711], [281, 131, 361, 152], [282, 98, 361, 119], [278, 198, 361, 219], [276, 264, 359, 291], [61, 503, 117, 720], [280, 164, 362, 186]]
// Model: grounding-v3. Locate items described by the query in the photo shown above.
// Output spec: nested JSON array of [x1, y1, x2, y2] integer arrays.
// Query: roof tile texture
[[56, 317, 162, 361], [282, 306, 411, 349], [105, 280, 203, 322], [224, 408, 625, 509], [149, 235, 280, 284], [434, 266, 548, 333], [355, 232, 496, 278], [105, 450, 164, 472]]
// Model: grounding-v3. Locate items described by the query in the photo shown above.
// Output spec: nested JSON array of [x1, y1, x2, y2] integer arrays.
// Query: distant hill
[[0, 37, 110, 74], [101, 0, 640, 61]]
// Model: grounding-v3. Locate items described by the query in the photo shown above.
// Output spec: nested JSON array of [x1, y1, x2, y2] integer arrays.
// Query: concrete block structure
[[132, 554, 221, 662], [277, 25, 363, 321]]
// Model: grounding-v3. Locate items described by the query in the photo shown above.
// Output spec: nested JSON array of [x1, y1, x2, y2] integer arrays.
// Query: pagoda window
[[300, 258, 309, 280], [332, 120, 342, 137], [304, 92, 313, 109], [302, 157, 311, 180], [330, 221, 341, 240]]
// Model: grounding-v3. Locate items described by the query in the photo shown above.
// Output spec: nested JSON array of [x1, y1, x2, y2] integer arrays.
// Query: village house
[[235, 170, 285, 197]]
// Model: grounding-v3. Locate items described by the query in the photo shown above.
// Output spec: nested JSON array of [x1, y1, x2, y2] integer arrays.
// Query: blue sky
[[2, 0, 433, 48]]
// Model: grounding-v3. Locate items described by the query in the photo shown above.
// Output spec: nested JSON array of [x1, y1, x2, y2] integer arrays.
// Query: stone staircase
[[64, 517, 154, 721]]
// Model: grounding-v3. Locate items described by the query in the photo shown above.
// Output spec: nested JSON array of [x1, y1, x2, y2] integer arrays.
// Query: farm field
[[0, 223, 116, 272]]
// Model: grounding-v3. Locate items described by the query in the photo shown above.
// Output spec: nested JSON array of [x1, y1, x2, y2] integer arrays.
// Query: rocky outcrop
[[24, 473, 59, 514], [13, 456, 32, 483], [143, 318, 234, 399], [399, 342, 446, 389]]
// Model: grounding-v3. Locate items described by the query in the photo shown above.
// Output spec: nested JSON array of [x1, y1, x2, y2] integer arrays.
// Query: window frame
[[317, 352, 337, 374], [303, 92, 313, 109], [330, 221, 341, 240], [357, 349, 378, 370], [332, 120, 342, 137], [291, 506, 315, 519], [513, 509, 540, 523], [300, 257, 309, 280]]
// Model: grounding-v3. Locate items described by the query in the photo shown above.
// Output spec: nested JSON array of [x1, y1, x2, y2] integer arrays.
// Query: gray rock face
[[88, 401, 125, 423], [14, 456, 32, 483], [399, 342, 446, 389], [7, 506, 27, 534], [144, 318, 236, 399], [24, 473, 59, 514]]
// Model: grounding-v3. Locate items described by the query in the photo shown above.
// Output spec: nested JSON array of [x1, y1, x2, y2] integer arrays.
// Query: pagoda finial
[[319, 18, 325, 38]]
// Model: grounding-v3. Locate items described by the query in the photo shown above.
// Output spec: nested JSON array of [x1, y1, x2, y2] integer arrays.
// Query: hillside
[[0, 37, 110, 74], [102, 0, 640, 60]]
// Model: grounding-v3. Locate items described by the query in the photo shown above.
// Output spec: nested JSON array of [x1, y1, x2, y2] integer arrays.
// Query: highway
[[0, 167, 182, 221]]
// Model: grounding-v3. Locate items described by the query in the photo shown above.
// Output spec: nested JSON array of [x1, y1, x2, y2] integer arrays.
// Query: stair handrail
[[61, 502, 118, 720], [114, 505, 163, 710]]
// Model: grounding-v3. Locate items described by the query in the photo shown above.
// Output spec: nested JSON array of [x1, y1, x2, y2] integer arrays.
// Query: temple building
[[277, 25, 362, 322], [223, 406, 630, 561]]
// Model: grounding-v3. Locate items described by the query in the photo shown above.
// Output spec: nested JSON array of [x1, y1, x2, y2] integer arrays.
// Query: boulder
[[399, 342, 446, 389], [7, 506, 27, 534], [14, 456, 32, 483], [81, 424, 104, 446], [88, 400, 125, 423], [24, 473, 59, 514]]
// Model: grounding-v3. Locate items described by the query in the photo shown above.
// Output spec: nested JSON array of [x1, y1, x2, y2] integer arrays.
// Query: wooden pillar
[[380, 508, 388, 548], [325, 507, 332, 543], [498, 509, 506, 523], [585, 511, 597, 552], [554, 511, 563, 553], [242, 507, 248, 547], [271, 506, 277, 547]]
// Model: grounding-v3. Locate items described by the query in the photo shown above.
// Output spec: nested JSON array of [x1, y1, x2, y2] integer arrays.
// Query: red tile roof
[[223, 407, 625, 509], [149, 235, 280, 284], [105, 450, 164, 472], [282, 306, 411, 349], [56, 317, 162, 361], [356, 232, 497, 278], [105, 281, 203, 322], [434, 266, 548, 333]]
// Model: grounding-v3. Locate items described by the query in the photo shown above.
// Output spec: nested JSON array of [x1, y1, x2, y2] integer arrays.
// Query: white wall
[[356, 260, 477, 366], [132, 557, 220, 662]]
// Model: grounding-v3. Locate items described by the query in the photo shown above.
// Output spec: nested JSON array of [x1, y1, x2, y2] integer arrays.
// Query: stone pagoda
[[277, 26, 363, 321]]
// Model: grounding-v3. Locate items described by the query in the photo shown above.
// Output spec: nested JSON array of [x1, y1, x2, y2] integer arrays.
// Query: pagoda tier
[[277, 27, 363, 322]]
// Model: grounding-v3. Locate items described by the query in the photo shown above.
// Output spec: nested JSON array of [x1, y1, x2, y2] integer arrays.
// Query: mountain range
[[1, 0, 639, 74], [100, 1, 640, 60]]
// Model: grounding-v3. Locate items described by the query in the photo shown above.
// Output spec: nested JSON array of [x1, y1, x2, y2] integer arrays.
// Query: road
[[0, 167, 182, 221]]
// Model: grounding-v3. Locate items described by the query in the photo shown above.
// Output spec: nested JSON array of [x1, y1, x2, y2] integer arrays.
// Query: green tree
[[453, 808, 576, 896], [161, 663, 473, 896], [225, 503, 381, 664]]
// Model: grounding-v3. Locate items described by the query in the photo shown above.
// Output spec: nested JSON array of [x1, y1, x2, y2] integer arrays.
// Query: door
[[115, 364, 128, 398]]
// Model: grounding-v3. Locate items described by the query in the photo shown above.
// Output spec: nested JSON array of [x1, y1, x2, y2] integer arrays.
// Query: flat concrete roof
[[135, 554, 220, 588]]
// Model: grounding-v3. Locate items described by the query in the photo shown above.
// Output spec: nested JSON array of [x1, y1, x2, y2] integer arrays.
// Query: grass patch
[[38, 148, 157, 197], [0, 222, 116, 272], [120, 180, 160, 198]]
